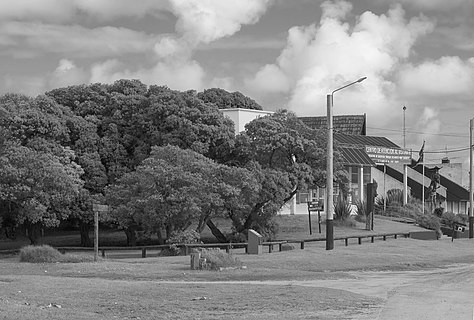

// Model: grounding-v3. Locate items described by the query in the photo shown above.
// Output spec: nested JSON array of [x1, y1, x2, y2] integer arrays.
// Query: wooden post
[[366, 182, 375, 231], [94, 210, 98, 262]]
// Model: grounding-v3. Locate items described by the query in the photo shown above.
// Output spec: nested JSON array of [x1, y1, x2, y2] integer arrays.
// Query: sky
[[1, 0, 474, 181]]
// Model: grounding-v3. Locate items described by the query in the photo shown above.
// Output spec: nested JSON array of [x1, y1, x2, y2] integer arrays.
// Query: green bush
[[334, 196, 352, 221], [20, 245, 96, 263], [199, 248, 242, 270], [440, 211, 465, 227]]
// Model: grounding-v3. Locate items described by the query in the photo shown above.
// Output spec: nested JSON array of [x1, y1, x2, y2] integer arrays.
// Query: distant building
[[220, 108, 274, 135], [220, 109, 470, 214]]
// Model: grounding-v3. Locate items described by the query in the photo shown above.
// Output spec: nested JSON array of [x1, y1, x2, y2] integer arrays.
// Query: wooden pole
[[94, 210, 99, 262]]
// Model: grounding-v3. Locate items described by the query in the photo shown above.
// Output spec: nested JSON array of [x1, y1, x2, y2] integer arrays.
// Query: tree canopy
[[1, 80, 332, 244]]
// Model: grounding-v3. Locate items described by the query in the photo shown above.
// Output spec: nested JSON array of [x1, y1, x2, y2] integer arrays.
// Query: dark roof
[[299, 114, 366, 135], [334, 133, 400, 149], [338, 147, 375, 166]]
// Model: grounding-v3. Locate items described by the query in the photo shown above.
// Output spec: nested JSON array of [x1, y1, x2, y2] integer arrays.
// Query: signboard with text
[[365, 146, 411, 165]]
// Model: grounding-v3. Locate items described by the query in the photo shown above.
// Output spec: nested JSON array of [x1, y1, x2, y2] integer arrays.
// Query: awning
[[338, 147, 375, 166]]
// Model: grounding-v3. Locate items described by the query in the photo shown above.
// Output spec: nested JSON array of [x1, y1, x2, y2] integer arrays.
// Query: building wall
[[371, 166, 408, 198], [438, 162, 463, 186], [220, 108, 274, 134]]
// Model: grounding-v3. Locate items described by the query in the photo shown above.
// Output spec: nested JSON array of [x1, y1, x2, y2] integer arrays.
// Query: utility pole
[[403, 106, 406, 148], [325, 77, 366, 250], [470, 118, 473, 238]]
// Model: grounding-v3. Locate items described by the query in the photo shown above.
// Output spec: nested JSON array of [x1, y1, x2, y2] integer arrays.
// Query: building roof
[[334, 133, 400, 149], [411, 163, 469, 202], [299, 114, 366, 135], [338, 147, 375, 166]]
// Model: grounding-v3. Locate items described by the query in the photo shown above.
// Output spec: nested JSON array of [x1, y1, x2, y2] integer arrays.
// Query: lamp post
[[326, 76, 366, 250]]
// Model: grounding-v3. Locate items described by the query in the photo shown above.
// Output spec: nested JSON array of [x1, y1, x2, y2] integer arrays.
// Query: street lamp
[[326, 76, 366, 250]]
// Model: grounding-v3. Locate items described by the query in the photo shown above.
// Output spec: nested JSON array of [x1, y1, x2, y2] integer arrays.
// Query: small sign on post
[[307, 200, 324, 234], [92, 204, 109, 262]]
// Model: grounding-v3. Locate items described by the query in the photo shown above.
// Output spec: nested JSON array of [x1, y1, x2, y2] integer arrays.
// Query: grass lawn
[[2, 236, 474, 319], [1, 215, 472, 319]]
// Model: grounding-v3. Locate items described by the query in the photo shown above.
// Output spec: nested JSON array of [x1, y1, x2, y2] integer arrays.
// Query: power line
[[424, 146, 471, 154], [367, 126, 469, 138]]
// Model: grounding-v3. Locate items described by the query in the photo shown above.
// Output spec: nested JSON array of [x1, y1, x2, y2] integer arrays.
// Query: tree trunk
[[206, 219, 228, 243], [26, 222, 41, 245], [79, 221, 92, 247], [124, 227, 137, 246], [242, 202, 267, 231], [156, 228, 165, 245]]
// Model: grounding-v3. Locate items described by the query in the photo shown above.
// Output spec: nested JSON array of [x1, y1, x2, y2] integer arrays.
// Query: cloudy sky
[[2, 0, 474, 176]]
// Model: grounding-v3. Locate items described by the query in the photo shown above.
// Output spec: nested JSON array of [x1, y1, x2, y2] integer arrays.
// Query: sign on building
[[365, 146, 411, 165]]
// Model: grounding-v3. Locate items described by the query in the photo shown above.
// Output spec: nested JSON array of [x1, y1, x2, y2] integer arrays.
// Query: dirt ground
[[2, 236, 474, 319]]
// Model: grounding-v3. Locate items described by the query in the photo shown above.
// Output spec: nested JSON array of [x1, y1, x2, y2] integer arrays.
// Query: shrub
[[166, 230, 201, 256], [334, 196, 352, 221], [20, 245, 97, 263], [354, 199, 367, 223], [440, 211, 465, 227], [20, 245, 62, 263], [333, 216, 356, 228], [416, 215, 442, 238], [199, 248, 242, 270]]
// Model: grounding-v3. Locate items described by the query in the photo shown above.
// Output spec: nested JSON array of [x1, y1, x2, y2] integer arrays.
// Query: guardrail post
[[279, 243, 283, 251], [383, 235, 387, 241], [394, 234, 397, 239], [101, 249, 106, 258], [358, 237, 362, 245], [345, 238, 348, 246], [141, 248, 146, 258], [268, 244, 273, 253], [371, 236, 374, 243], [300, 241, 305, 250]]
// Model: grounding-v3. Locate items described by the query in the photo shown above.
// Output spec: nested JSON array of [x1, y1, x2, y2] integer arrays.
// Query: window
[[363, 166, 371, 184]]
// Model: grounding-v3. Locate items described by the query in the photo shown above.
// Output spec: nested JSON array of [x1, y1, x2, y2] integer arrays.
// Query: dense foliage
[[1, 80, 330, 244]]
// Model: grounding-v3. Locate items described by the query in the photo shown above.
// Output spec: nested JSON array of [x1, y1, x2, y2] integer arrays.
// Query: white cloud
[[48, 59, 89, 89], [0, 0, 169, 22], [90, 0, 273, 92], [245, 1, 434, 121], [169, 0, 273, 45], [0, 21, 159, 58], [397, 56, 474, 98]]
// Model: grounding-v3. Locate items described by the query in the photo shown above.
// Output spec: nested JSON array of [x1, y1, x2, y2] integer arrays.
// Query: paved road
[[160, 263, 474, 319]]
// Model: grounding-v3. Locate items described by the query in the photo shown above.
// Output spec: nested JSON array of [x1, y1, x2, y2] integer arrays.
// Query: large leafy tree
[[197, 88, 263, 110], [106, 145, 251, 244], [46, 81, 237, 244], [0, 94, 86, 244], [0, 144, 83, 244], [220, 110, 346, 238]]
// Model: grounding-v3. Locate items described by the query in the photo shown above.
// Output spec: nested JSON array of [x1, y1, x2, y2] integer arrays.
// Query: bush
[[416, 215, 442, 238], [334, 196, 352, 221], [20, 245, 62, 263], [199, 248, 242, 270], [333, 216, 356, 228], [165, 230, 201, 256], [440, 211, 465, 227], [354, 199, 367, 223], [20, 245, 97, 263]]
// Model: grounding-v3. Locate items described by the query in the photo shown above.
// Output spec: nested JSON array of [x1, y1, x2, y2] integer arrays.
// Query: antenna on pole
[[403, 106, 407, 148]]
